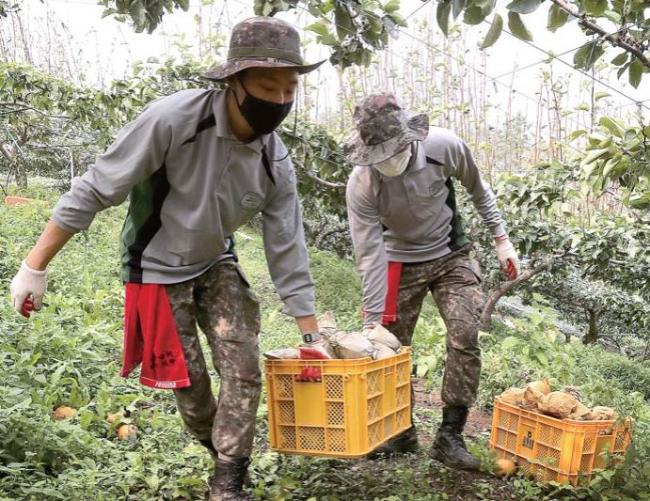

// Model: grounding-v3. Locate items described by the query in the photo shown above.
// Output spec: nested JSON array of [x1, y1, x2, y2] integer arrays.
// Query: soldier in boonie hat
[[344, 92, 520, 468], [343, 92, 429, 167], [10, 15, 329, 501], [205, 16, 325, 81], [207, 16, 326, 139]]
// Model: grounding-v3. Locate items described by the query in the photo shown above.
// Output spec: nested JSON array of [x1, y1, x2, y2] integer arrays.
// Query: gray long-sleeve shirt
[[346, 127, 505, 320], [52, 88, 315, 317]]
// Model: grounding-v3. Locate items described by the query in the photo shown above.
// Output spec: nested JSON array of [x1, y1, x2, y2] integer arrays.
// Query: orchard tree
[[440, 0, 650, 88], [0, 59, 212, 188], [575, 116, 650, 209], [532, 270, 650, 357], [97, 0, 649, 84], [0, 59, 351, 249], [463, 162, 650, 337], [0, 0, 17, 17], [98, 0, 406, 68]]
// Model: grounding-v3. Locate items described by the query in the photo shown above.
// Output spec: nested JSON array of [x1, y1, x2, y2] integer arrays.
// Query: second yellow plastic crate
[[265, 348, 411, 458], [490, 399, 632, 485]]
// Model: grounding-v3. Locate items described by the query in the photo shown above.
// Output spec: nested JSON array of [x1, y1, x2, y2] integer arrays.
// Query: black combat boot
[[367, 426, 419, 459], [431, 406, 481, 471], [208, 457, 253, 501]]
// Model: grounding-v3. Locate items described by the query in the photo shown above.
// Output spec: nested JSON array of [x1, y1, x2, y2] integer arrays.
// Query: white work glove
[[494, 235, 520, 281], [10, 260, 47, 316]]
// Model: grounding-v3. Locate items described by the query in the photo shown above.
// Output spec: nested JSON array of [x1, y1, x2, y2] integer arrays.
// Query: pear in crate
[[537, 391, 578, 419], [499, 388, 525, 406], [329, 331, 377, 359], [585, 406, 618, 421], [365, 324, 402, 352]]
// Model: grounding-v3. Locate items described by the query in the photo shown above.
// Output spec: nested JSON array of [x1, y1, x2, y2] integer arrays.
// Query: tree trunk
[[583, 308, 600, 345], [15, 162, 27, 188], [479, 258, 556, 332]]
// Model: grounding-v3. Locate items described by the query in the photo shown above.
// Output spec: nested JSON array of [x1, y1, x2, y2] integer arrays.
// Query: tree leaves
[[507, 12, 533, 41], [305, 21, 338, 46], [437, 0, 452, 36], [334, 2, 355, 40], [598, 116, 624, 138], [480, 13, 503, 49], [547, 3, 569, 32], [628, 59, 643, 89], [383, 0, 400, 13], [97, 0, 192, 33], [506, 0, 543, 15], [463, 0, 497, 26], [573, 41, 604, 70], [583, 0, 608, 17], [452, 0, 467, 19], [610, 52, 629, 66]]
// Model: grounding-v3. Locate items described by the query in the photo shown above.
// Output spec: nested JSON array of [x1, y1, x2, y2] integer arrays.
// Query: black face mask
[[234, 78, 293, 136]]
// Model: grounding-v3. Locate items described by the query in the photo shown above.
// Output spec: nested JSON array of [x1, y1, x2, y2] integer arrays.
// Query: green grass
[[1, 194, 650, 500]]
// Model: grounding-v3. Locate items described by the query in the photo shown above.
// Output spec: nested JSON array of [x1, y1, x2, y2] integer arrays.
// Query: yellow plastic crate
[[264, 348, 411, 458], [490, 399, 632, 485]]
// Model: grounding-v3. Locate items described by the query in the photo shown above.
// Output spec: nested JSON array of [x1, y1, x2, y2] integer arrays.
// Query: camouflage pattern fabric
[[166, 260, 261, 458], [388, 246, 483, 408], [204, 16, 325, 81], [343, 92, 429, 166]]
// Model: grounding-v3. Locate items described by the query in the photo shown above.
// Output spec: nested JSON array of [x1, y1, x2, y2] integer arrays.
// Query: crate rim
[[494, 398, 632, 428], [264, 347, 411, 370]]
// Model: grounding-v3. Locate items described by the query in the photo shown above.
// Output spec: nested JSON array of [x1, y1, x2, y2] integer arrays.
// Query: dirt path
[[248, 377, 521, 500], [412, 377, 493, 439]]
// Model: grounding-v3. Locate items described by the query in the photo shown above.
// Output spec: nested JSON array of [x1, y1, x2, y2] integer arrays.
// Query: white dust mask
[[373, 146, 412, 177]]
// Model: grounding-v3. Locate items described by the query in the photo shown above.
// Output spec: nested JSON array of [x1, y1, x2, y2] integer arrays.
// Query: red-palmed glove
[[299, 332, 335, 359], [297, 332, 333, 382], [10, 261, 47, 318], [494, 235, 520, 281], [295, 365, 322, 382]]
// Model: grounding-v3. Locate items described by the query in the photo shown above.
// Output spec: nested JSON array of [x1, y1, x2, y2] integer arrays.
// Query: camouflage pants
[[165, 260, 261, 458], [389, 247, 483, 408]]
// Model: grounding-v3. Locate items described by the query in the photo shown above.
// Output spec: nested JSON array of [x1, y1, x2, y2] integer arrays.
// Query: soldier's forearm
[[295, 314, 319, 334], [25, 220, 74, 270]]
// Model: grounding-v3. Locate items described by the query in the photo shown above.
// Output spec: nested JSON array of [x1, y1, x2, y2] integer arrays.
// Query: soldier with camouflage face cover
[[10, 16, 325, 501], [344, 92, 520, 471]]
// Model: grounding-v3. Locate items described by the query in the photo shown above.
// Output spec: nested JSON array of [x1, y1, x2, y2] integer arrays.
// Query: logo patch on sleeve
[[240, 192, 264, 210]]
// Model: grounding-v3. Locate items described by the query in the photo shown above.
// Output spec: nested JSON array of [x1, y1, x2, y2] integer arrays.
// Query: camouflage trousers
[[165, 260, 261, 458], [389, 246, 483, 408]]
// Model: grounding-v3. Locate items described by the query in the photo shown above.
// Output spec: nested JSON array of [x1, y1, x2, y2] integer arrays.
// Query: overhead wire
[[285, 0, 596, 159], [22, 0, 637, 172], [346, 1, 649, 113], [211, 0, 593, 168], [282, 3, 599, 170], [490, 24, 635, 80], [494, 25, 650, 113]]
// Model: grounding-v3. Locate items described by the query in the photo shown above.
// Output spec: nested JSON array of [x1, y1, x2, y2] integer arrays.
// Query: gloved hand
[[297, 332, 331, 382], [299, 332, 335, 359], [10, 261, 47, 318], [494, 235, 520, 281]]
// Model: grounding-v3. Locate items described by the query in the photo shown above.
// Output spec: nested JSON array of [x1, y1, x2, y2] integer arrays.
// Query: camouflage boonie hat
[[204, 17, 326, 80], [344, 92, 429, 166]]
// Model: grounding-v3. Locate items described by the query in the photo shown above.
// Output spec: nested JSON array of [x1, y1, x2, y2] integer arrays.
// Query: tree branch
[[315, 227, 348, 248], [302, 169, 346, 190], [550, 0, 650, 69], [0, 102, 71, 119], [0, 107, 31, 116], [479, 252, 568, 331]]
